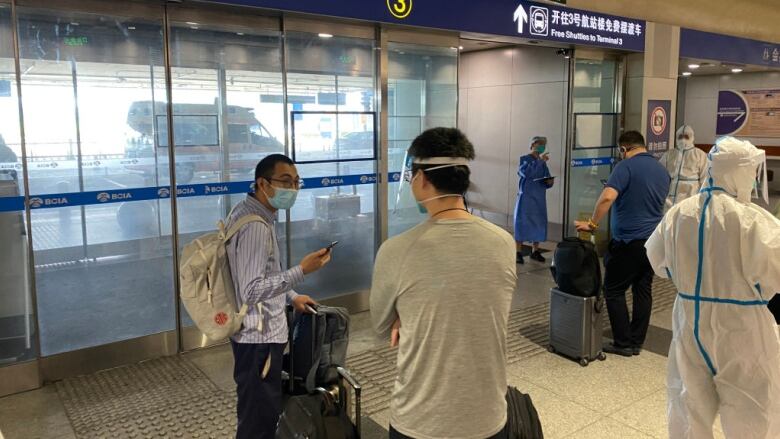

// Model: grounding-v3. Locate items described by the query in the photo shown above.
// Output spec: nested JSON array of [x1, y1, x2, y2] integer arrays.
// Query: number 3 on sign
[[387, 0, 412, 19]]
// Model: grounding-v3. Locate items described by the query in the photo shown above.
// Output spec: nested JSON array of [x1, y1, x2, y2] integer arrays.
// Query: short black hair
[[618, 131, 645, 148], [408, 128, 475, 195], [255, 154, 294, 181]]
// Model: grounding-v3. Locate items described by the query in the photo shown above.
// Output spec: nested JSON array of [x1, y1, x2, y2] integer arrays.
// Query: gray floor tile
[[566, 417, 653, 438], [609, 388, 667, 438], [0, 385, 75, 439], [182, 343, 235, 392], [510, 350, 666, 417], [506, 374, 600, 439]]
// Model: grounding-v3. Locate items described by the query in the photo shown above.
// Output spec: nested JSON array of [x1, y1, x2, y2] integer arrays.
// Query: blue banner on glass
[[681, 28, 780, 68], [571, 157, 614, 167], [0, 173, 385, 212], [210, 0, 645, 51]]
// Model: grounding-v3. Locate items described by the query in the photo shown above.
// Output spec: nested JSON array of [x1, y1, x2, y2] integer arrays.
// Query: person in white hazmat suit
[[645, 137, 780, 439], [660, 125, 708, 210]]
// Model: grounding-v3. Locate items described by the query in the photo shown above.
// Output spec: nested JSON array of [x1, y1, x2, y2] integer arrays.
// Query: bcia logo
[[158, 187, 170, 198], [530, 6, 549, 36], [360, 175, 369, 184], [321, 178, 331, 187], [29, 197, 43, 208], [97, 192, 111, 202]]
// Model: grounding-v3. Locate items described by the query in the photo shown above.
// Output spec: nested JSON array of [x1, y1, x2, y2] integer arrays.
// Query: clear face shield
[[392, 153, 470, 215], [753, 150, 769, 205]]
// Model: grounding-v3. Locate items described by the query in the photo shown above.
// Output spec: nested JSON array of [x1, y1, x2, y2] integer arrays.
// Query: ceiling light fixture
[[732, 68, 743, 73], [682, 72, 692, 76], [459, 46, 464, 50], [688, 64, 700, 69], [186, 22, 199, 26], [318, 33, 333, 38]]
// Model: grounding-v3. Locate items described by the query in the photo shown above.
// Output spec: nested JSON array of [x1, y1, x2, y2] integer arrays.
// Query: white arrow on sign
[[514, 4, 528, 34], [717, 110, 746, 123]]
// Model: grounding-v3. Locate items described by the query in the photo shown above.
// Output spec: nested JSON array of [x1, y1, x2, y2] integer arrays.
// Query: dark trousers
[[389, 423, 508, 439], [231, 340, 285, 439], [603, 239, 654, 348]]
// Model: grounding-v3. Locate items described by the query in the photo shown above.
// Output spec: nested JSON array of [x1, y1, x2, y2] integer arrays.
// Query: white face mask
[[411, 168, 464, 214]]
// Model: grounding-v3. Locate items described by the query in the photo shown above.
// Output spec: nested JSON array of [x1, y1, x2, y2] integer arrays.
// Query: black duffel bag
[[549, 237, 602, 298]]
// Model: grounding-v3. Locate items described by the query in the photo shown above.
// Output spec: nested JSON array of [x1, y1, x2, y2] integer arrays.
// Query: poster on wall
[[646, 100, 671, 157], [717, 89, 780, 137]]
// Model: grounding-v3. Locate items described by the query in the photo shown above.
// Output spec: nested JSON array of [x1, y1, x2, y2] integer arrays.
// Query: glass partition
[[387, 42, 458, 237]]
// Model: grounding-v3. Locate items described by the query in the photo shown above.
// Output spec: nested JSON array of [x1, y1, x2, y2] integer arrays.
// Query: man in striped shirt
[[226, 154, 331, 439]]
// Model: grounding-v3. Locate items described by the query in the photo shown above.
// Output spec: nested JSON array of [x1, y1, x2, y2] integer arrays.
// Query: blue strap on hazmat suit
[[514, 154, 551, 242]]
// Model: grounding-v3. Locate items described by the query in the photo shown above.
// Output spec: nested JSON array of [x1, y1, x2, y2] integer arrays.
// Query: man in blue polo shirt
[[576, 131, 670, 357]]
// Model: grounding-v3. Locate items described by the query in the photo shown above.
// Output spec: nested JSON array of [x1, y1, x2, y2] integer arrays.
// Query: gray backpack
[[179, 214, 270, 341], [289, 306, 350, 392]]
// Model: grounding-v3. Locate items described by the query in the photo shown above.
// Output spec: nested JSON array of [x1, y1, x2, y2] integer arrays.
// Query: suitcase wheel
[[547, 345, 556, 354], [579, 358, 589, 367], [597, 352, 607, 361]]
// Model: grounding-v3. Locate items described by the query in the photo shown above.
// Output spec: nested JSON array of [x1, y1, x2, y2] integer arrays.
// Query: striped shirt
[[226, 194, 304, 344]]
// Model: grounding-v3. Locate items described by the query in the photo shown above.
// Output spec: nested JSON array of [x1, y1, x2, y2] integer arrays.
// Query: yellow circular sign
[[387, 0, 412, 19]]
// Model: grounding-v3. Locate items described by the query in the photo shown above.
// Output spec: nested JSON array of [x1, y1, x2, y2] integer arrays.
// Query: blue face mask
[[535, 144, 547, 154], [262, 184, 298, 210]]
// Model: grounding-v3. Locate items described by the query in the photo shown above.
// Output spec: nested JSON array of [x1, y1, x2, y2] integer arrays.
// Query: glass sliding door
[[0, 1, 38, 394], [16, 2, 175, 357], [565, 57, 622, 250], [165, 6, 285, 349], [387, 42, 458, 237], [284, 31, 377, 300]]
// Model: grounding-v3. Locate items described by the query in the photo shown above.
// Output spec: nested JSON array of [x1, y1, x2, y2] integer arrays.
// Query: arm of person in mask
[[370, 242, 400, 340], [740, 213, 780, 323], [645, 215, 672, 279]]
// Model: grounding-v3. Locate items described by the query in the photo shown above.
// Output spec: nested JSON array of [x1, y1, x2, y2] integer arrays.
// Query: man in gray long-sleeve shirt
[[371, 128, 517, 439], [225, 154, 331, 439]]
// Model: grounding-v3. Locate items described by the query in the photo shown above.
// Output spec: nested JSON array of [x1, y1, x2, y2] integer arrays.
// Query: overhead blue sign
[[681, 28, 780, 67], [211, 0, 645, 51], [0, 173, 400, 212]]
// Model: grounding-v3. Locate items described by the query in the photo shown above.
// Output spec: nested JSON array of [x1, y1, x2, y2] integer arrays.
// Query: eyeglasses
[[267, 177, 302, 189]]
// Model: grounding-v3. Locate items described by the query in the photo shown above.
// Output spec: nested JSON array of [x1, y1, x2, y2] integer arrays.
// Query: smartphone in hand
[[325, 241, 339, 252]]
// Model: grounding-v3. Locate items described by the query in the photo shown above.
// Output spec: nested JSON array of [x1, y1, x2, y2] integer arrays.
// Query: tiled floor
[[0, 253, 728, 439]]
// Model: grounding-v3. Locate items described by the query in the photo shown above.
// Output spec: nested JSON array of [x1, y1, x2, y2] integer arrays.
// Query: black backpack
[[288, 306, 350, 392], [549, 237, 602, 298], [506, 387, 544, 439]]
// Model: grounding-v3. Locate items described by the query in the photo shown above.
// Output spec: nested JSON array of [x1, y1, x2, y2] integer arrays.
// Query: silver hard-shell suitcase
[[547, 288, 607, 367]]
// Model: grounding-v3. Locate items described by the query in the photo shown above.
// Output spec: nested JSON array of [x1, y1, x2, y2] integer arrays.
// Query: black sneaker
[[632, 346, 642, 356], [530, 251, 546, 262], [603, 343, 634, 357], [516, 253, 524, 264]]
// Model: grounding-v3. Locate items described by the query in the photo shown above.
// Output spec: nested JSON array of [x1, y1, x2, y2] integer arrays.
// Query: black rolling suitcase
[[276, 305, 362, 439], [548, 238, 606, 367]]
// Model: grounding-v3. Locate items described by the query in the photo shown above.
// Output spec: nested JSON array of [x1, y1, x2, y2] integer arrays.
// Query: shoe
[[530, 251, 546, 262], [603, 343, 634, 357], [632, 346, 642, 356], [516, 253, 524, 264]]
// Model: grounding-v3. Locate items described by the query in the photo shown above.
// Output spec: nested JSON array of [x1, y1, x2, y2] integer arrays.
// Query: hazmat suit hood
[[707, 136, 769, 204], [675, 125, 695, 150]]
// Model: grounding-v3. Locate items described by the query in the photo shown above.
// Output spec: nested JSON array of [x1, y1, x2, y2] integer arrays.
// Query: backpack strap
[[224, 214, 269, 242]]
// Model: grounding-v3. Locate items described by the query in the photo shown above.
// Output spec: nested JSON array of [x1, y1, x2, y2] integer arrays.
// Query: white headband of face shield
[[412, 157, 471, 166]]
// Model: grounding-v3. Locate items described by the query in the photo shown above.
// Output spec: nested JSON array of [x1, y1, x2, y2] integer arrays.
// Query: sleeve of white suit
[[697, 149, 710, 187], [741, 214, 780, 299], [646, 216, 671, 279]]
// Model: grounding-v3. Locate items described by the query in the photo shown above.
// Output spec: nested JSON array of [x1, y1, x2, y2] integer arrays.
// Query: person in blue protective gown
[[513, 136, 554, 264]]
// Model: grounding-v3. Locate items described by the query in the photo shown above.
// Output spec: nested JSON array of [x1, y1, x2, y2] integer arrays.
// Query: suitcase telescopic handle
[[337, 366, 362, 438]]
